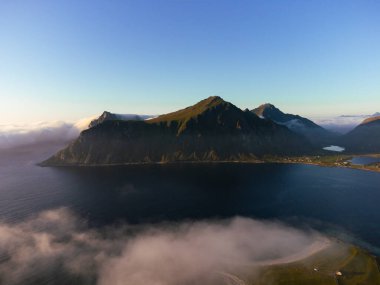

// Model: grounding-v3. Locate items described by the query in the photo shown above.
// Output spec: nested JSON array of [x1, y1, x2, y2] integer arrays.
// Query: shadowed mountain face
[[89, 111, 151, 128], [252, 104, 336, 146], [342, 116, 380, 153], [42, 97, 313, 166]]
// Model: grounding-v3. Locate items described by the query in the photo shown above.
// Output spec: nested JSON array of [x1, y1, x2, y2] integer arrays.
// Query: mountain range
[[315, 112, 380, 134], [252, 103, 336, 146], [41, 97, 380, 166], [41, 97, 312, 166]]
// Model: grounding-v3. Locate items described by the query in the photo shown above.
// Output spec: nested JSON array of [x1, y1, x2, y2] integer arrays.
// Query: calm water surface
[[1, 146, 380, 253], [350, 156, 380, 165]]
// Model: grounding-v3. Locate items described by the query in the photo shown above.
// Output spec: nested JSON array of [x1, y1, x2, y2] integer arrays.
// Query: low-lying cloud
[[312, 113, 379, 134], [0, 116, 95, 150], [0, 208, 329, 285], [0, 113, 156, 150]]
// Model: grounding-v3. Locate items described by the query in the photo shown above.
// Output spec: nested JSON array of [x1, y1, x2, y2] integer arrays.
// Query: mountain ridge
[[41, 97, 313, 166], [252, 103, 336, 145], [89, 111, 152, 128]]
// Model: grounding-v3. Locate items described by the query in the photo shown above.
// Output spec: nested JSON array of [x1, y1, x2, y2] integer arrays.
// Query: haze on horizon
[[1, 0, 379, 124]]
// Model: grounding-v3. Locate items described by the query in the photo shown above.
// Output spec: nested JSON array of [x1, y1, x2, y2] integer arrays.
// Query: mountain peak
[[197, 96, 226, 108], [89, 111, 152, 128], [89, 111, 119, 128], [149, 96, 229, 124], [252, 102, 335, 145], [101, 111, 112, 116], [148, 96, 265, 135], [261, 103, 276, 109], [252, 103, 283, 118]]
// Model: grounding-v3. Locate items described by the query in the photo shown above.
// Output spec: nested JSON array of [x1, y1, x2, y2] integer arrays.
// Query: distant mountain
[[314, 112, 380, 134], [315, 115, 368, 134], [41, 97, 312, 166], [89, 111, 152, 128], [252, 104, 336, 145], [342, 116, 380, 153]]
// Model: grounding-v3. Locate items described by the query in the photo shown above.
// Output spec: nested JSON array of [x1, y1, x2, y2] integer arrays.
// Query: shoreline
[[39, 155, 380, 173], [270, 160, 380, 174], [254, 237, 332, 266]]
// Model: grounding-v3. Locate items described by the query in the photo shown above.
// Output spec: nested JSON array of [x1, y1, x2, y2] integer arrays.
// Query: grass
[[227, 242, 380, 285], [264, 154, 380, 173], [148, 96, 226, 124]]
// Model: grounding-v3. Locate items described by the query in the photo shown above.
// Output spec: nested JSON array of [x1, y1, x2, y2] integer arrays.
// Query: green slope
[[225, 243, 380, 285]]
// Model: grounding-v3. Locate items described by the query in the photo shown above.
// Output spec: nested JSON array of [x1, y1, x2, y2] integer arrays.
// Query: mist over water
[[0, 119, 91, 150], [0, 208, 327, 285]]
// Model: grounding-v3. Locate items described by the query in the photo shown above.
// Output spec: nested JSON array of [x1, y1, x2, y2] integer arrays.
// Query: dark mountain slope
[[342, 116, 380, 153], [41, 97, 313, 166], [252, 103, 336, 145]]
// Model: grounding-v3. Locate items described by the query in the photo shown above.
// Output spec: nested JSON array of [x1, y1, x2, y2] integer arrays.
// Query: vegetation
[[226, 243, 380, 285], [266, 154, 380, 173]]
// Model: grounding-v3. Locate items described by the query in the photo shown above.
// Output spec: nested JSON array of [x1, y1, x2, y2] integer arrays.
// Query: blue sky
[[1, 0, 379, 123]]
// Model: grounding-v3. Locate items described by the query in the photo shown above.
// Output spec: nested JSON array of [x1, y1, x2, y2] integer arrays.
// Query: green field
[[265, 154, 380, 173], [223, 242, 380, 285]]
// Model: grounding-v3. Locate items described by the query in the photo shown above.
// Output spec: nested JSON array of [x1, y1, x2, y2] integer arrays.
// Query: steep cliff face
[[252, 103, 336, 145], [41, 97, 313, 166], [342, 116, 380, 153]]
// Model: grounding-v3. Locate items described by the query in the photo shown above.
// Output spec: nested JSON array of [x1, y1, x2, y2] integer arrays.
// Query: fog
[[323, 145, 345, 152], [0, 208, 329, 285], [0, 113, 156, 150], [0, 116, 95, 150], [312, 114, 377, 134]]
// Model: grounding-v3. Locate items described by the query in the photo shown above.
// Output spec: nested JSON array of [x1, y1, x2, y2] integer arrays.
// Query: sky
[[1, 0, 380, 123]]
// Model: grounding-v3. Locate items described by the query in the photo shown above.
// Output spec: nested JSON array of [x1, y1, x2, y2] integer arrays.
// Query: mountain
[[342, 116, 380, 153], [314, 112, 380, 134], [41, 97, 312, 166], [252, 103, 336, 145], [89, 111, 152, 128]]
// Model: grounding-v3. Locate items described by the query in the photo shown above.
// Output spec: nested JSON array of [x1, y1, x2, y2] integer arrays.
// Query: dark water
[[350, 156, 380, 165], [1, 146, 380, 253]]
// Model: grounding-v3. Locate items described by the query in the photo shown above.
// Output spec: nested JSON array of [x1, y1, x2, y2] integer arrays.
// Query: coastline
[[269, 154, 380, 174], [39, 154, 380, 173]]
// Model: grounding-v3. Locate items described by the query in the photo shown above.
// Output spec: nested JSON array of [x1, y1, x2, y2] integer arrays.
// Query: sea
[[1, 144, 380, 250], [1, 144, 380, 284]]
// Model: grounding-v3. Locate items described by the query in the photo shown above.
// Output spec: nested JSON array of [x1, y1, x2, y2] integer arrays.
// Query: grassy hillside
[[223, 243, 380, 285]]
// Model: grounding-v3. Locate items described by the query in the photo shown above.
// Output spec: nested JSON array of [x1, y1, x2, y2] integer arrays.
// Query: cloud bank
[[0, 116, 95, 150], [0, 208, 329, 285], [313, 113, 379, 134], [0, 113, 155, 150]]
